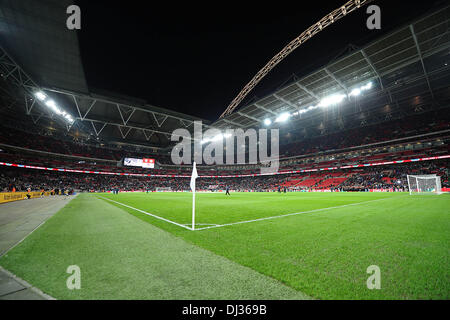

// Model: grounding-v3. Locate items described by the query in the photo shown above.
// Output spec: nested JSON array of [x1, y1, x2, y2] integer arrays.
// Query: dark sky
[[76, 0, 445, 121]]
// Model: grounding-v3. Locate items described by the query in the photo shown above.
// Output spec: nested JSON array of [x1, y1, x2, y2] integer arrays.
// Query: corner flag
[[190, 162, 198, 192], [190, 162, 198, 230]]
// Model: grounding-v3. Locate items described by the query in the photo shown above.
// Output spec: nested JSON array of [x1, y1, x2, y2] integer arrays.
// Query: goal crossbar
[[407, 174, 442, 195]]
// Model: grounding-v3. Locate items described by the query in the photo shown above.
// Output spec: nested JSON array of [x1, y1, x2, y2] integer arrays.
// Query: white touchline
[[97, 196, 193, 230], [182, 223, 220, 226], [194, 196, 399, 231]]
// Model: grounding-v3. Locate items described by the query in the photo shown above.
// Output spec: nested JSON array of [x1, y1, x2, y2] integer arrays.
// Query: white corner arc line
[[194, 196, 399, 231], [97, 196, 193, 231]]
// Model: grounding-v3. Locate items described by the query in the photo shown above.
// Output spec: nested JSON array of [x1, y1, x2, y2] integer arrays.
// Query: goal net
[[407, 175, 442, 195]]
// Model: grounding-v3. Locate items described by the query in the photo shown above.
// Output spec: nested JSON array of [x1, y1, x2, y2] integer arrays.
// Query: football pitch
[[0, 191, 449, 299]]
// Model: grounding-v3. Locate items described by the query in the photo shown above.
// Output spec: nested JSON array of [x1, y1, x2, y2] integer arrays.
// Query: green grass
[[98, 191, 450, 299], [1, 191, 449, 299], [0, 194, 308, 300], [100, 191, 395, 227]]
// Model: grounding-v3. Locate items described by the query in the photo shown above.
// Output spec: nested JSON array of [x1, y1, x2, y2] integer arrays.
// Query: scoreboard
[[123, 158, 155, 169], [142, 158, 155, 168]]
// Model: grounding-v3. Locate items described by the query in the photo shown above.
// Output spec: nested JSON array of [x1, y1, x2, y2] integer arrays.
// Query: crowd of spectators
[[1, 110, 449, 166], [0, 125, 160, 161], [1, 160, 447, 193], [281, 111, 450, 157], [0, 107, 448, 194]]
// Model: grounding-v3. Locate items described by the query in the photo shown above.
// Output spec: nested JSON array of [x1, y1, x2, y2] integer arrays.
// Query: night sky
[[76, 0, 444, 121]]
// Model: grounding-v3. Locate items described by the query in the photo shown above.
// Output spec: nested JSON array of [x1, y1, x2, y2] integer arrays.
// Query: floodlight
[[45, 100, 57, 108], [34, 91, 47, 101], [362, 82, 373, 90], [319, 94, 346, 107], [349, 88, 361, 97], [264, 118, 272, 126], [275, 113, 290, 123]]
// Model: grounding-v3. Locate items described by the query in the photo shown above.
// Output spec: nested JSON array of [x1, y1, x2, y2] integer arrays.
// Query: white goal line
[[194, 197, 396, 231], [98, 195, 399, 232]]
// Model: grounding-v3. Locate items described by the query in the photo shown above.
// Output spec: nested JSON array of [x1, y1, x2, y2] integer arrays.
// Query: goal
[[407, 175, 442, 195]]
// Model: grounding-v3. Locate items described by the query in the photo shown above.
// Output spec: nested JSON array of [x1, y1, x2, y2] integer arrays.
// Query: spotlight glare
[[34, 91, 46, 101], [363, 82, 373, 90], [319, 94, 346, 107], [349, 88, 361, 96], [264, 118, 272, 126], [45, 100, 56, 108], [275, 113, 290, 123]]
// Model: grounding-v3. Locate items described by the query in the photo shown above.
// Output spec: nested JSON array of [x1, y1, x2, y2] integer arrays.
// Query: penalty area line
[[194, 196, 399, 231], [97, 196, 193, 231]]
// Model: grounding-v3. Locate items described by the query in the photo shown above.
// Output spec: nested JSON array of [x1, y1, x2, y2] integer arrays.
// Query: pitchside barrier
[[0, 191, 51, 204]]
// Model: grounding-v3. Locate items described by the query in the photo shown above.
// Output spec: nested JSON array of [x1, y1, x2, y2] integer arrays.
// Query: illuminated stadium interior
[[0, 0, 448, 304]]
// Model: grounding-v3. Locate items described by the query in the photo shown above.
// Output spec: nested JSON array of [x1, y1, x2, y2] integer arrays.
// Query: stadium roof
[[213, 5, 450, 131], [0, 3, 449, 150], [0, 0, 88, 93], [0, 0, 210, 149]]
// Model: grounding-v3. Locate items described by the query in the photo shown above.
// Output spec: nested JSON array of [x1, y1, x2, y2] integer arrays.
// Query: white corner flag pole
[[190, 162, 198, 230]]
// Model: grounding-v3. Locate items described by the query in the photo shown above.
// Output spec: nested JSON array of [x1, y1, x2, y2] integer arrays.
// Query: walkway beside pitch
[[0, 195, 77, 300], [0, 266, 54, 300]]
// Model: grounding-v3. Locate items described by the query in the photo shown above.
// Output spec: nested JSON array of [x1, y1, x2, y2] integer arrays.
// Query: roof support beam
[[151, 112, 169, 128], [409, 24, 434, 99], [293, 82, 320, 101], [237, 111, 261, 123], [83, 100, 96, 120], [118, 125, 133, 139], [222, 118, 244, 127], [142, 129, 154, 141], [273, 94, 298, 110], [117, 104, 136, 126], [30, 113, 43, 125], [360, 49, 384, 91], [73, 95, 97, 120], [84, 118, 193, 140], [91, 121, 108, 137], [24, 94, 36, 115], [40, 86, 208, 127], [254, 103, 277, 115], [179, 119, 192, 128], [360, 49, 393, 103], [324, 68, 348, 93]]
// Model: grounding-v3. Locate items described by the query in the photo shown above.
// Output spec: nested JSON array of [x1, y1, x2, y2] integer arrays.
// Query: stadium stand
[[0, 5, 449, 197], [1, 159, 448, 193]]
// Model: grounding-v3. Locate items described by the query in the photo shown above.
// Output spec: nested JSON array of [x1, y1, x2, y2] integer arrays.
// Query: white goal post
[[407, 175, 442, 195]]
